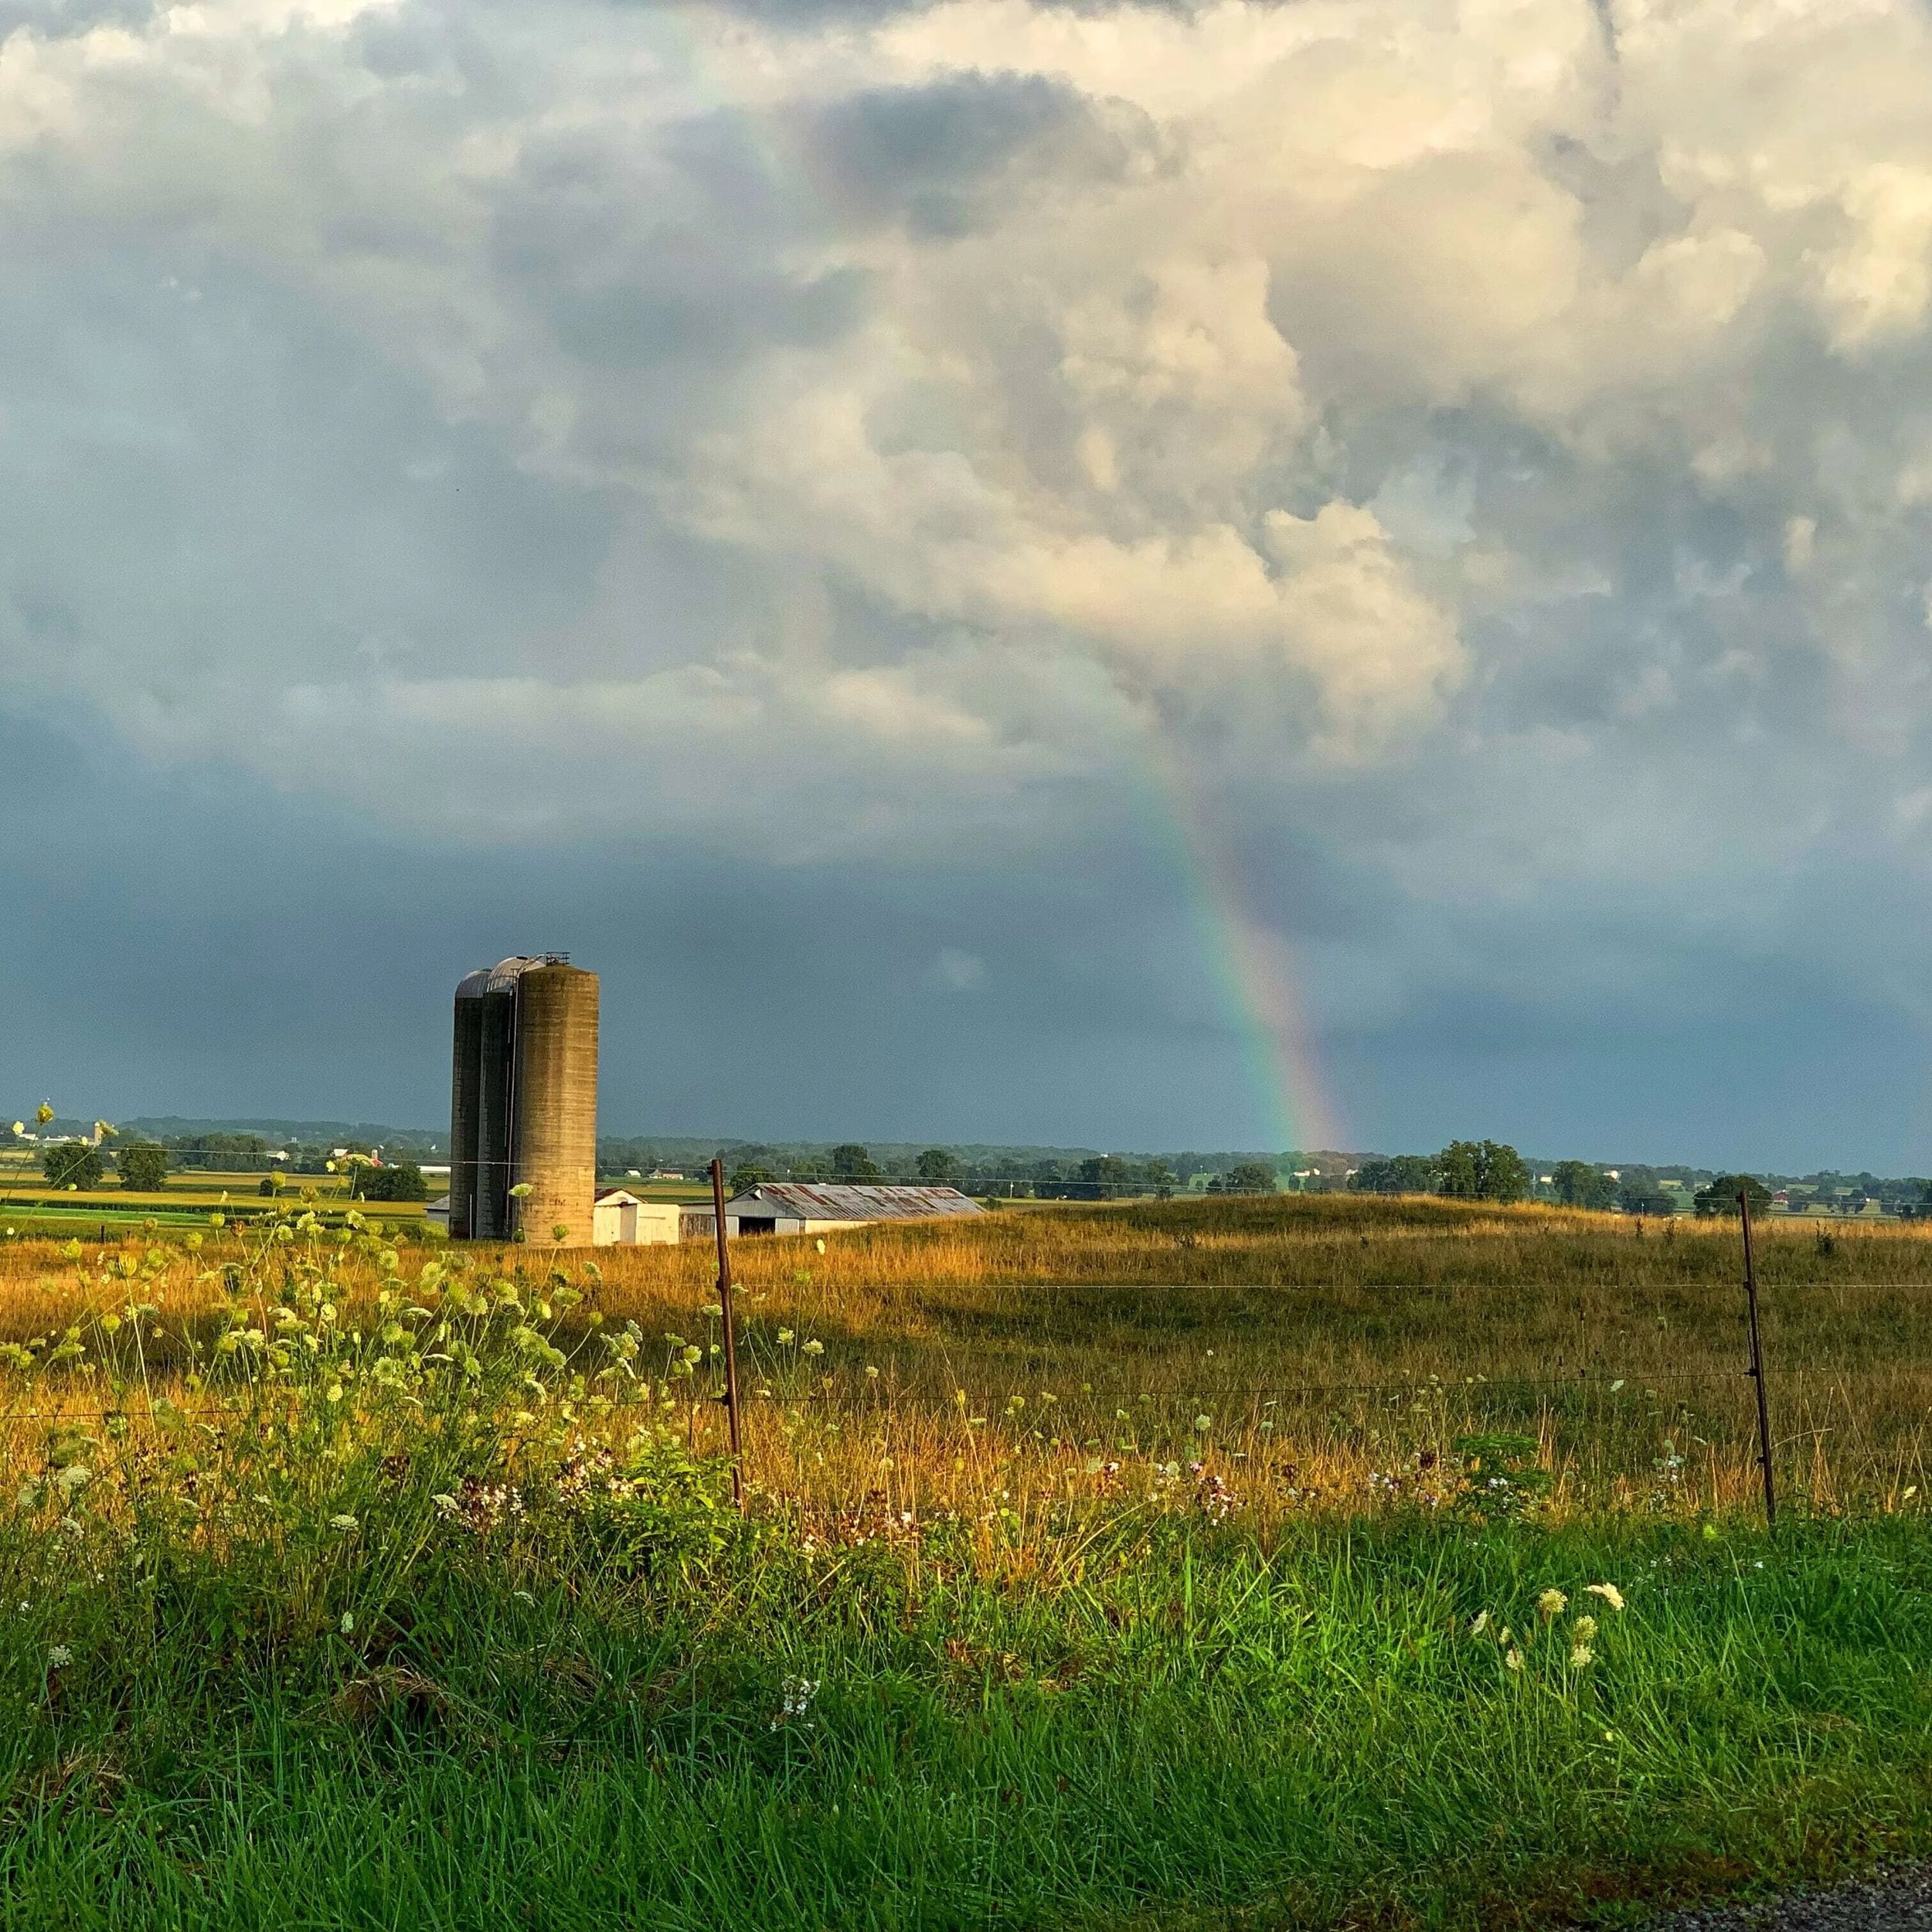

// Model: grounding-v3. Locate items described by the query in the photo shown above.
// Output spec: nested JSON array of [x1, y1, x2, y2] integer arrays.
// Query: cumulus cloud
[[7, 0, 1932, 1145]]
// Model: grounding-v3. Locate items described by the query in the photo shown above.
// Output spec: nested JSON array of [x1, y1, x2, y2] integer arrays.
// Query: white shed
[[593, 1188, 682, 1246], [425, 1194, 451, 1231]]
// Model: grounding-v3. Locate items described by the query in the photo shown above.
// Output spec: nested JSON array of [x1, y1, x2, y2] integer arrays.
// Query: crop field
[[0, 1168, 421, 1240], [2, 1194, 1931, 1929]]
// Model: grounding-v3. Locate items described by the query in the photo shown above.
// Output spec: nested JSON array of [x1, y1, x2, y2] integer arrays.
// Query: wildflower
[[802, 1339, 824, 1357], [1537, 1588, 1568, 1619], [1469, 1610, 1490, 1637], [1585, 1583, 1626, 1612], [814, 1240, 826, 1254], [772, 1676, 818, 1726], [328, 1513, 359, 1533], [777, 1328, 796, 1345], [1573, 1615, 1598, 1641], [1504, 1646, 1524, 1672], [1193, 1414, 1212, 1433], [1570, 1644, 1595, 1667], [866, 1365, 879, 1379], [339, 1613, 355, 1635], [46, 1645, 71, 1669]]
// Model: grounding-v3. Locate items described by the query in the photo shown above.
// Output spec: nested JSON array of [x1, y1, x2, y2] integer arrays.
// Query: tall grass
[[2, 1196, 1931, 1927]]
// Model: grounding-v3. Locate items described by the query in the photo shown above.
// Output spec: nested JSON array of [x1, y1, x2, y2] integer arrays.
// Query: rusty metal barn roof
[[726, 1183, 984, 1222]]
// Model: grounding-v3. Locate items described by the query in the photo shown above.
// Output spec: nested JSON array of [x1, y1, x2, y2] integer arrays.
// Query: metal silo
[[509, 960, 599, 1245], [448, 954, 598, 1244], [474, 961, 526, 1239], [448, 969, 491, 1241]]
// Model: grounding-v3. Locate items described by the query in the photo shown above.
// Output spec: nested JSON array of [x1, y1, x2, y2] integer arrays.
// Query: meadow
[[2, 1194, 1930, 1928]]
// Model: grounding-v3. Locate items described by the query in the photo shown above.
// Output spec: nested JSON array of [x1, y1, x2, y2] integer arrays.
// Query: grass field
[[2, 1194, 1930, 1927]]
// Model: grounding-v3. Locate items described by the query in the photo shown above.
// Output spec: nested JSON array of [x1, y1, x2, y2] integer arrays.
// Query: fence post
[[1738, 1186, 1777, 1530], [709, 1157, 745, 1512]]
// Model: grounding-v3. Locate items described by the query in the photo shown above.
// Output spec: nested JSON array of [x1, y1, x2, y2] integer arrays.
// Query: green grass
[[5, 1512, 1932, 1928], [5, 1199, 1932, 1927]]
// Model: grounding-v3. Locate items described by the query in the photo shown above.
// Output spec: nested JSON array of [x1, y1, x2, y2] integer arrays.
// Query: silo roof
[[455, 954, 586, 997]]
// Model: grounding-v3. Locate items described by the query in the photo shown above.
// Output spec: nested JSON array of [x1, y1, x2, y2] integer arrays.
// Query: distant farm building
[[719, 1182, 984, 1237], [592, 1188, 682, 1246]]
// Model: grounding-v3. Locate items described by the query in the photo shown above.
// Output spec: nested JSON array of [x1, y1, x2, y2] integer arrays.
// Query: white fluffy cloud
[[2, 0, 1932, 889]]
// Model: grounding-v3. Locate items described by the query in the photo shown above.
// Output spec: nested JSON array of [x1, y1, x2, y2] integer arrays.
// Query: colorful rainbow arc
[[1135, 726, 1346, 1162]]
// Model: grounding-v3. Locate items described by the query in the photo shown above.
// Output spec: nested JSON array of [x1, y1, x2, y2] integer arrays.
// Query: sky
[[6, 0, 1932, 1170]]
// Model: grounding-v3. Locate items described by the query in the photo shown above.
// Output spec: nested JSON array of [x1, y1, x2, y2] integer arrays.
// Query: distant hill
[[120, 1117, 447, 1155]]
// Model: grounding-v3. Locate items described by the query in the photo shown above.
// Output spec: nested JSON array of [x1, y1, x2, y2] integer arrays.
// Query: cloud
[[9, 0, 1932, 1151]]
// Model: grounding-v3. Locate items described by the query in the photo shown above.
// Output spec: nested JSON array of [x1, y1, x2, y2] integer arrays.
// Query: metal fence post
[[1738, 1186, 1777, 1530], [710, 1157, 745, 1512]]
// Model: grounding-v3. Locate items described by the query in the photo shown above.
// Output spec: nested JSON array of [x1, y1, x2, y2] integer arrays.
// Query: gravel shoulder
[[1644, 1866, 1932, 1930]]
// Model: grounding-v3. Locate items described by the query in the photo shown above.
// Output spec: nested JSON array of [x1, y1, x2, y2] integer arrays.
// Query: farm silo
[[447, 955, 599, 1244]]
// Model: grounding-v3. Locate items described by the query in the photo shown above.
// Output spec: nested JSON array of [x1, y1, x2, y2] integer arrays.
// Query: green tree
[[117, 1143, 169, 1192], [1694, 1175, 1773, 1217], [1225, 1162, 1279, 1195], [728, 1163, 774, 1194], [42, 1142, 103, 1189], [1076, 1155, 1131, 1199], [1550, 1160, 1617, 1210], [829, 1144, 879, 1182], [1438, 1141, 1529, 1204], [1619, 1172, 1678, 1216], [359, 1162, 428, 1202], [1350, 1154, 1439, 1195], [915, 1148, 961, 1183]]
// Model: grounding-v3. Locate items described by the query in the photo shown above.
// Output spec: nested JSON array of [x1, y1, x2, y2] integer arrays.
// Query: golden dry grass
[[5, 1192, 1930, 1527]]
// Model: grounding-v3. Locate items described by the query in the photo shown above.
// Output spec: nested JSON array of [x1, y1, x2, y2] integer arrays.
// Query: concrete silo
[[447, 955, 599, 1244]]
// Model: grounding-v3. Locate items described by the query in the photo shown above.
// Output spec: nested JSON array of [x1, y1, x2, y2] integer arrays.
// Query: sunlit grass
[[1, 1194, 1930, 1927]]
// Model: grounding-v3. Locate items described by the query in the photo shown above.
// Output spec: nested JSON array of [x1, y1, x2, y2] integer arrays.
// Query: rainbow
[[1135, 725, 1346, 1161]]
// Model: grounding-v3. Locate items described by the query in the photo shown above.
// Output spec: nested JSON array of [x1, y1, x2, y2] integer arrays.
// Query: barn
[[721, 1182, 984, 1236]]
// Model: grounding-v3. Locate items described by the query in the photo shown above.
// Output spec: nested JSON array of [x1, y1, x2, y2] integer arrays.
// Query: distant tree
[[1693, 1175, 1773, 1217], [829, 1144, 880, 1182], [1619, 1179, 1678, 1216], [42, 1143, 102, 1189], [1438, 1141, 1529, 1204], [1143, 1160, 1179, 1198], [916, 1148, 961, 1183], [1350, 1154, 1439, 1195], [1224, 1162, 1279, 1195], [165, 1132, 272, 1172], [1070, 1155, 1131, 1200], [1551, 1160, 1617, 1210], [117, 1143, 169, 1192], [728, 1163, 774, 1194], [358, 1162, 429, 1202]]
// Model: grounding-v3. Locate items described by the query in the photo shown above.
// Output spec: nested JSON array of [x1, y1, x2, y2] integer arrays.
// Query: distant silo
[[447, 955, 599, 1244]]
